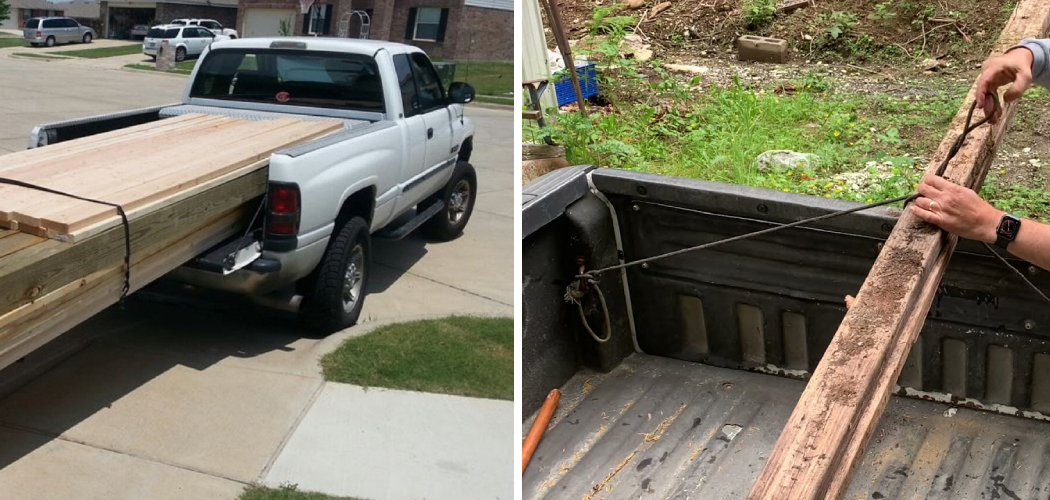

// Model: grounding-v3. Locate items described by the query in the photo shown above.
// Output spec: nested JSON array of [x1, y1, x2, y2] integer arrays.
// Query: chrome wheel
[[448, 179, 471, 224], [341, 244, 365, 313]]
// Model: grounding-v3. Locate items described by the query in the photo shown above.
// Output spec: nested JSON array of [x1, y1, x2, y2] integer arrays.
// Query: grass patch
[[55, 43, 142, 58], [529, 71, 965, 204], [12, 52, 67, 61], [321, 316, 513, 400], [240, 485, 362, 500], [452, 60, 512, 99], [0, 38, 27, 48], [125, 61, 195, 74]]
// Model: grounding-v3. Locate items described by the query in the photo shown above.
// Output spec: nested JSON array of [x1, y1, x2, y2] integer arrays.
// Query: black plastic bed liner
[[523, 354, 1050, 500]]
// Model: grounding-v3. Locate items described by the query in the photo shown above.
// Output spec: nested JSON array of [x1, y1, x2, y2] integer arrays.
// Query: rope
[[567, 92, 1050, 340], [0, 177, 132, 304], [564, 276, 611, 343], [981, 242, 1050, 305]]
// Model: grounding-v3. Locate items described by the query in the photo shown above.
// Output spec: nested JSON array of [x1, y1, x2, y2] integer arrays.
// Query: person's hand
[[976, 47, 1035, 124], [911, 175, 1003, 243]]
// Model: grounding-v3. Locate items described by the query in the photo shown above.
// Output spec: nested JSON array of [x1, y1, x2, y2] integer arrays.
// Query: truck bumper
[[167, 236, 328, 295]]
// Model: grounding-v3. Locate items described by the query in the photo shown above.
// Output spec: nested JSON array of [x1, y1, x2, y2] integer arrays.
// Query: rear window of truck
[[189, 49, 385, 112]]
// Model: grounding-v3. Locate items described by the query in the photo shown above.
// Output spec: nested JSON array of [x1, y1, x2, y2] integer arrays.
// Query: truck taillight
[[35, 31, 41, 37], [267, 183, 300, 235]]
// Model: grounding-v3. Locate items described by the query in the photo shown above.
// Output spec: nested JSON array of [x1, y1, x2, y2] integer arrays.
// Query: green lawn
[[0, 38, 27, 48], [240, 485, 362, 500], [453, 60, 512, 100], [321, 316, 513, 400], [54, 43, 142, 58], [125, 60, 196, 74]]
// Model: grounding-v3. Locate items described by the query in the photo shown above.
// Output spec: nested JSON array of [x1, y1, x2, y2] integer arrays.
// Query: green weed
[[743, 0, 777, 28], [869, 3, 897, 23]]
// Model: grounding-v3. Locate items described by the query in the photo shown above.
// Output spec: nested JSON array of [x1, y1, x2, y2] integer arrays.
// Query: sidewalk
[[264, 384, 512, 500]]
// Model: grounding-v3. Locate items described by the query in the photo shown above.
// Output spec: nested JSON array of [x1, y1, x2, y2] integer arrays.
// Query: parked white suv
[[171, 18, 238, 38], [143, 25, 229, 61]]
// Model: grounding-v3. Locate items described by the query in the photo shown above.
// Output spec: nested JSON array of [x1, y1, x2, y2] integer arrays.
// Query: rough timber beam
[[748, 2, 1050, 498]]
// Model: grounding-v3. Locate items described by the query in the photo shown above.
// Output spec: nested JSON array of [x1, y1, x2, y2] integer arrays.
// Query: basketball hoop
[[299, 0, 315, 14]]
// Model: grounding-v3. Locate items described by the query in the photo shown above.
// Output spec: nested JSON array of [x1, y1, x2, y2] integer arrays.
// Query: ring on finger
[[929, 200, 937, 211]]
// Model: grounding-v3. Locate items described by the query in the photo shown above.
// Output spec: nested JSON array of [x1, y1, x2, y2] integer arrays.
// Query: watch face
[[998, 216, 1020, 238]]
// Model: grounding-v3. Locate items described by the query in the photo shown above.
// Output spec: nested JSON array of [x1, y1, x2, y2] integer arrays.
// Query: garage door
[[243, 8, 296, 37]]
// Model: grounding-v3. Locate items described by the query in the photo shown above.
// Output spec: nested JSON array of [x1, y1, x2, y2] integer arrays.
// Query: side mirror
[[448, 82, 475, 104]]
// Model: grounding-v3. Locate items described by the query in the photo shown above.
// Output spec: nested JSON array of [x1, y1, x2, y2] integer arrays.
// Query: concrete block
[[737, 35, 790, 63]]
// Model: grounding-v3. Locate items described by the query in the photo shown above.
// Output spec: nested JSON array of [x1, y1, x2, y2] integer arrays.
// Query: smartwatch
[[995, 213, 1022, 249]]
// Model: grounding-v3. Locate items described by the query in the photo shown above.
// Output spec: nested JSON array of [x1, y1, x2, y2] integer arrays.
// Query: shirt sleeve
[[1016, 39, 1050, 89]]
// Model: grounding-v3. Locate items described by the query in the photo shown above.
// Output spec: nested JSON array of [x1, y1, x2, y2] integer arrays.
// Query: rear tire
[[421, 161, 477, 241], [148, 55, 156, 61], [82, 33, 92, 43], [45, 36, 55, 47], [300, 217, 371, 335], [175, 46, 186, 62]]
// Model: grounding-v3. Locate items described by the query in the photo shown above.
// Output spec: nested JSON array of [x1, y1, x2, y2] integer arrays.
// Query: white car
[[171, 18, 238, 38], [142, 25, 229, 61]]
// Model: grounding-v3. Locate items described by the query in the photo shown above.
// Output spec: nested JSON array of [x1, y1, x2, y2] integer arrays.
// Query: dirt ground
[[545, 0, 1050, 196], [556, 0, 1013, 66]]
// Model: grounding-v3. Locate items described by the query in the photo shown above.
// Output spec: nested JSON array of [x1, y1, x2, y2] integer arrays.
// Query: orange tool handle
[[522, 388, 561, 474]]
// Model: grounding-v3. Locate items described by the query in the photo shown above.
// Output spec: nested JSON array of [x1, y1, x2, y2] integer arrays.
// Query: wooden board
[[747, 2, 1050, 498], [0, 205, 251, 372], [0, 169, 267, 319], [0, 114, 343, 241]]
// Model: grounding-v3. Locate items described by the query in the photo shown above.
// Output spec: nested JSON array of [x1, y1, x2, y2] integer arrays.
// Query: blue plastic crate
[[553, 64, 598, 107]]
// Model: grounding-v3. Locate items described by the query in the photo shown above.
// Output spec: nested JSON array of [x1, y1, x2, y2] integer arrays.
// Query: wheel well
[[336, 187, 375, 231], [458, 136, 473, 162]]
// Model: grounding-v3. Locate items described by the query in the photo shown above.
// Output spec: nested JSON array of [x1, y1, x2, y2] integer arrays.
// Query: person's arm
[[911, 175, 1050, 270], [1016, 39, 1050, 88]]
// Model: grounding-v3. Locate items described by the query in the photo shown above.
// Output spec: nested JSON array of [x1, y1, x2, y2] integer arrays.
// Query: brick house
[[1, 0, 98, 30], [100, 0, 237, 39], [1, 0, 238, 39], [236, 0, 512, 60]]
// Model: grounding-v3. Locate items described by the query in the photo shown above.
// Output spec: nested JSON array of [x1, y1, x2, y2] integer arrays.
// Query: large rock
[[625, 0, 645, 9], [756, 150, 817, 171]]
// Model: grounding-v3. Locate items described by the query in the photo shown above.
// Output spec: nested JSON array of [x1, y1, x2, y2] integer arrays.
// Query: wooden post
[[539, 0, 588, 117], [748, 1, 1050, 498]]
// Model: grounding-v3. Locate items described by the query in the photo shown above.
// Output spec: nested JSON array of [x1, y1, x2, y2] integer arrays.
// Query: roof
[[209, 37, 425, 56], [464, 0, 514, 11]]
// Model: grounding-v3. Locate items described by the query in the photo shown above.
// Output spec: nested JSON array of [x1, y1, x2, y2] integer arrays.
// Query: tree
[[0, 0, 9, 26]]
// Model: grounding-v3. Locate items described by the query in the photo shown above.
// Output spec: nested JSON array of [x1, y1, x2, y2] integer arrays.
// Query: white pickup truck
[[27, 38, 479, 333]]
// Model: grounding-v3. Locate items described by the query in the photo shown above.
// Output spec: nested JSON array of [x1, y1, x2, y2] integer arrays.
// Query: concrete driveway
[[0, 54, 512, 499]]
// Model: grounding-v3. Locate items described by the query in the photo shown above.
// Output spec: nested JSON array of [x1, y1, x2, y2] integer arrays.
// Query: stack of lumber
[[0, 114, 343, 370], [748, 0, 1050, 498]]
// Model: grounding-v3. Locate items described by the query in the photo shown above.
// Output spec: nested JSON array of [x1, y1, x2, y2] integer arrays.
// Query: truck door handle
[[427, 128, 434, 139]]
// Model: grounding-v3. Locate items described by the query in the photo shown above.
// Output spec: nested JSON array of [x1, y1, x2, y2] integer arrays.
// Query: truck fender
[[336, 185, 377, 231]]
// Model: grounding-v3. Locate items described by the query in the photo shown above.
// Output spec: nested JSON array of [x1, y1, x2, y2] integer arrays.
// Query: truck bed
[[524, 353, 1050, 500]]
